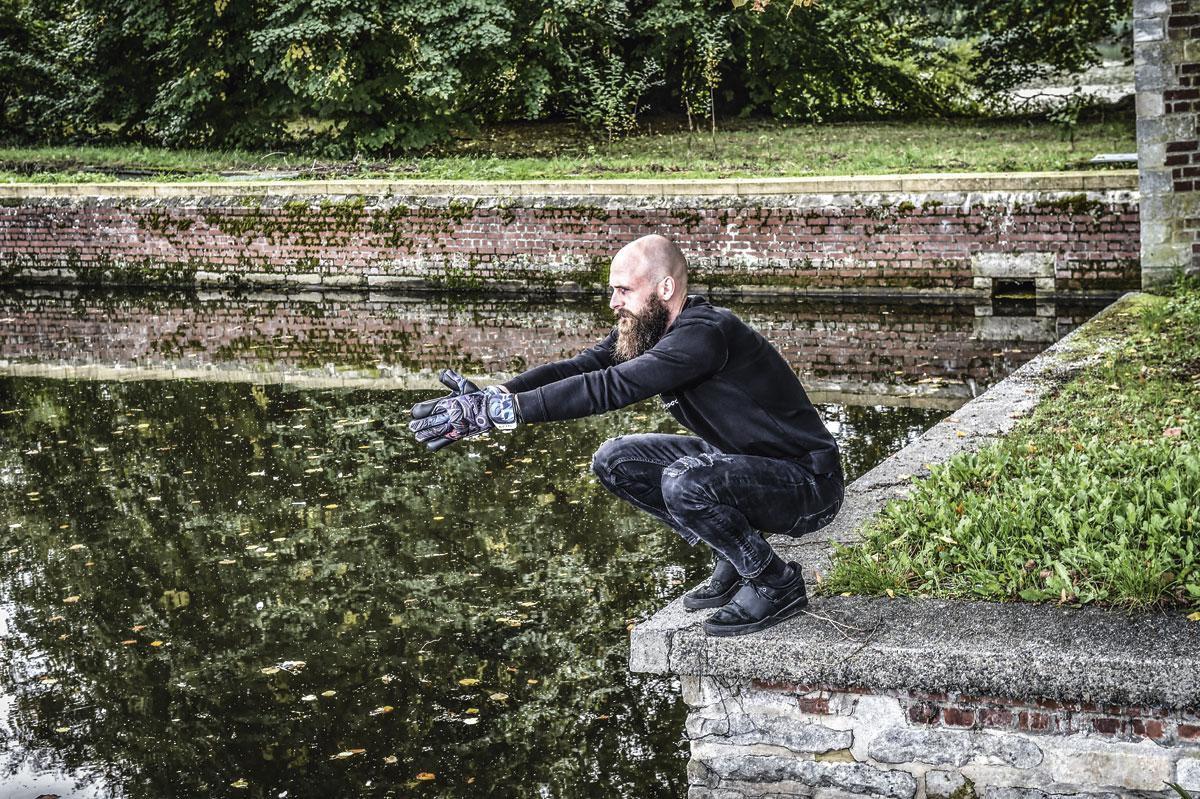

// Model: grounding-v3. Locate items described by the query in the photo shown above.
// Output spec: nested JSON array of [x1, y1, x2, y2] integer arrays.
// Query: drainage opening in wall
[[992, 279, 1037, 317]]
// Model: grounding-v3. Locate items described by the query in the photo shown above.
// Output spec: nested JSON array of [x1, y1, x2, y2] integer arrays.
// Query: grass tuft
[[822, 274, 1200, 611], [0, 116, 1134, 183]]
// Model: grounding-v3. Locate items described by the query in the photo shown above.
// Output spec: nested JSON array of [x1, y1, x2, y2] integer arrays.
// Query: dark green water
[[0, 377, 940, 799], [0, 286, 1109, 798]]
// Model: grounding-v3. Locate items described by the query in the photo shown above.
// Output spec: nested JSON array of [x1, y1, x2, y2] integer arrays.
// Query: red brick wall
[[0, 193, 1141, 294], [752, 679, 1200, 746], [1163, 23, 1200, 194]]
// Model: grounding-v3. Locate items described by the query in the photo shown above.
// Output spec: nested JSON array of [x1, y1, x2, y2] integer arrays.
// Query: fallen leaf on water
[[230, 779, 248, 789], [462, 717, 480, 725], [67, 544, 86, 551], [261, 667, 281, 675], [526, 679, 538, 685], [489, 693, 508, 702], [458, 678, 480, 686], [383, 755, 398, 764], [48, 615, 64, 622], [465, 708, 479, 714], [62, 596, 80, 604], [301, 694, 317, 702], [324, 504, 339, 509], [415, 773, 435, 781], [321, 690, 337, 697], [1188, 611, 1200, 622], [218, 559, 236, 566], [369, 705, 394, 716], [131, 625, 146, 632], [333, 749, 366, 759], [55, 726, 70, 733], [149, 641, 164, 647], [120, 640, 136, 646]]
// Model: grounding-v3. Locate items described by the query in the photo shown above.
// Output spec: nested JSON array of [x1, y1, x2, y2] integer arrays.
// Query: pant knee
[[591, 436, 626, 481]]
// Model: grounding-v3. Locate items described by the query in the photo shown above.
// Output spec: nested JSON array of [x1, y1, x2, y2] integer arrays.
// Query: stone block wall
[[0, 177, 1139, 296], [1135, 0, 1200, 287], [682, 676, 1200, 798]]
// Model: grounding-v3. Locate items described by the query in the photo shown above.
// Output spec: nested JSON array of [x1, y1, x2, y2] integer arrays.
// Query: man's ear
[[659, 275, 675, 301]]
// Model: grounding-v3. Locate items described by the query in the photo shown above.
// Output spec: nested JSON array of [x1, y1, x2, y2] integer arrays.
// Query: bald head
[[607, 234, 689, 331], [612, 234, 688, 290]]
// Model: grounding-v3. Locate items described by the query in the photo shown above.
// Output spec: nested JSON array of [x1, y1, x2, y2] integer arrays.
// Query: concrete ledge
[[0, 171, 1139, 199], [629, 291, 1200, 711]]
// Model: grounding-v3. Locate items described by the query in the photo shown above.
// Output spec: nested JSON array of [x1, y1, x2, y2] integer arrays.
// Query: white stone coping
[[0, 171, 1138, 199]]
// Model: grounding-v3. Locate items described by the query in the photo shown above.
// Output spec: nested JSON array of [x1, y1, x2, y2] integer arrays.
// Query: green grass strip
[[822, 277, 1200, 612], [0, 117, 1134, 183]]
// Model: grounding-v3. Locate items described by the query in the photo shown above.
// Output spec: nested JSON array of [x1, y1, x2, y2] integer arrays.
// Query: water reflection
[[0, 288, 1110, 406], [0, 289, 1107, 797]]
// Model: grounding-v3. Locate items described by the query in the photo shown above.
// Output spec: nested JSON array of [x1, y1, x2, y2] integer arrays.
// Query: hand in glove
[[408, 369, 520, 452]]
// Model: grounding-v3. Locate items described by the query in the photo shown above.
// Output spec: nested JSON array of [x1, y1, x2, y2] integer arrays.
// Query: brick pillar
[[1135, 0, 1200, 289]]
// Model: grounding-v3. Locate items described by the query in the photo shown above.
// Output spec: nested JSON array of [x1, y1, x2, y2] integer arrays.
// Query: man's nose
[[609, 290, 621, 310]]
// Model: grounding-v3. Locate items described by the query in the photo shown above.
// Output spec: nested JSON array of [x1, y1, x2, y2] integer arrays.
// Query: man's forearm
[[501, 333, 616, 394]]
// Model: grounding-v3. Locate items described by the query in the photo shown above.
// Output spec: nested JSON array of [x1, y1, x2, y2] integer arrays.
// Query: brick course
[[747, 678, 1199, 745], [0, 189, 1141, 295]]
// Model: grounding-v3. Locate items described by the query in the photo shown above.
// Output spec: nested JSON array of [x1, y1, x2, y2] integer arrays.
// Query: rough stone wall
[[0, 187, 1139, 295], [682, 676, 1200, 798], [1135, 0, 1200, 287], [0, 290, 1098, 395]]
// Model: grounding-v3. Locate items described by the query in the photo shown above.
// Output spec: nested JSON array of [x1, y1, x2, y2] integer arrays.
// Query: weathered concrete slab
[[630, 292, 1200, 710]]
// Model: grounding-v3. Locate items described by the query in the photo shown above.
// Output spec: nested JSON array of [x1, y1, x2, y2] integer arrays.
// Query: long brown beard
[[612, 294, 671, 363]]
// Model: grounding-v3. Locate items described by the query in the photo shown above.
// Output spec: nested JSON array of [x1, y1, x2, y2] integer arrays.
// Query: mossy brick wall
[[0, 184, 1140, 295], [1135, 0, 1200, 287], [682, 676, 1200, 798], [0, 291, 1097, 394]]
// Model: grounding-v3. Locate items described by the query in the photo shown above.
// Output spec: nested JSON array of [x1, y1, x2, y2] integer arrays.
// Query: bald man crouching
[[409, 234, 844, 637]]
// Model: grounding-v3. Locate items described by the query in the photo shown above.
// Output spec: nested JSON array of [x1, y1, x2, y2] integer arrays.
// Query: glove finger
[[408, 412, 449, 433], [425, 436, 457, 453], [439, 368, 481, 396], [409, 398, 445, 420], [415, 424, 451, 443]]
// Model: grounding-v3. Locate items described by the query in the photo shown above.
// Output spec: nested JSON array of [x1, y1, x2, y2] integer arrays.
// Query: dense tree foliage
[[0, 0, 1129, 152]]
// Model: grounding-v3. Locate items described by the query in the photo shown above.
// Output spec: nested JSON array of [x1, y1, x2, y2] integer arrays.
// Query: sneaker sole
[[701, 593, 809, 637], [681, 580, 743, 611]]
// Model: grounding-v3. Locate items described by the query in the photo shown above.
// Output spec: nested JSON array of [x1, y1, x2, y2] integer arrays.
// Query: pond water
[[0, 289, 1110, 798]]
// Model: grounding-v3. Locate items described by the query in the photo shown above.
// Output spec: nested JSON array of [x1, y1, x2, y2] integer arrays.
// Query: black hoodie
[[502, 295, 842, 476]]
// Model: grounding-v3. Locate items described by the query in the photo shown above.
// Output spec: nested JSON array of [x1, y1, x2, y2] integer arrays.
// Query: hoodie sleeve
[[500, 331, 617, 394], [515, 319, 727, 423]]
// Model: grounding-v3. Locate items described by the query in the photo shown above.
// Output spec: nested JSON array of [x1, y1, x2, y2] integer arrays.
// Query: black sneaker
[[702, 561, 808, 637], [682, 556, 743, 611]]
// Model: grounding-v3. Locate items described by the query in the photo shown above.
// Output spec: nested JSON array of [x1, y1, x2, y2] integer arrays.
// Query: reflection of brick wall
[[0, 291, 1101, 391], [1136, 0, 1200, 285], [0, 180, 1139, 296]]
